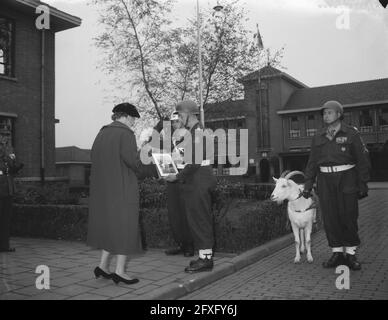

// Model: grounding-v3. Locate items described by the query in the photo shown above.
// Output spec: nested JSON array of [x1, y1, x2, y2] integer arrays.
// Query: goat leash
[[289, 191, 317, 213]]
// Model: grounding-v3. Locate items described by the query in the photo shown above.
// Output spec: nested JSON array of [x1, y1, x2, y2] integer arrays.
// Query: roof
[[204, 100, 255, 121], [239, 65, 308, 89], [56, 146, 91, 164], [2, 0, 82, 32], [281, 78, 388, 114]]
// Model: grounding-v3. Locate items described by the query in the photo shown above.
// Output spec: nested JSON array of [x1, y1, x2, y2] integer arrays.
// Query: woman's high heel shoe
[[112, 273, 139, 285], [94, 267, 112, 279]]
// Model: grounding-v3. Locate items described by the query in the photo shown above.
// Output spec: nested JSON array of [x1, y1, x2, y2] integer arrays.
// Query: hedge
[[11, 178, 293, 254]]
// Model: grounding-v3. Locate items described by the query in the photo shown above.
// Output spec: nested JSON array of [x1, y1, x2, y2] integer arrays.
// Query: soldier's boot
[[345, 254, 361, 271], [185, 257, 213, 273], [322, 252, 346, 268]]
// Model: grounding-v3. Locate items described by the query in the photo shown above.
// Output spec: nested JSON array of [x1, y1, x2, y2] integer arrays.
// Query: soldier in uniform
[[0, 136, 23, 253], [303, 100, 370, 270], [164, 100, 217, 273], [164, 111, 195, 257]]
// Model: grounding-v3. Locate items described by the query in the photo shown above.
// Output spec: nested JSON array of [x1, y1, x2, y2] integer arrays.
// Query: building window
[[0, 17, 14, 77], [343, 112, 352, 125], [0, 117, 14, 145], [378, 108, 388, 132], [306, 115, 317, 137], [289, 116, 300, 138], [359, 109, 373, 133]]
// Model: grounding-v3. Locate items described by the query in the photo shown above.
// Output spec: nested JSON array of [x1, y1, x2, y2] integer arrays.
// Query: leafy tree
[[91, 0, 285, 128]]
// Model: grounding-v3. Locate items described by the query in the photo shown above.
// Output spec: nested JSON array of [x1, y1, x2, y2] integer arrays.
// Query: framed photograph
[[152, 153, 179, 177]]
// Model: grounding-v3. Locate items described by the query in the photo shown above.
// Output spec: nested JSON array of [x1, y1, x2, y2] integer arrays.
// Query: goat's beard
[[272, 199, 284, 205]]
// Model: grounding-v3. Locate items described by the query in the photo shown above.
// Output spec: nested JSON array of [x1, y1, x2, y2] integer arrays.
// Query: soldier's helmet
[[170, 111, 180, 121], [321, 100, 344, 120], [175, 100, 200, 115]]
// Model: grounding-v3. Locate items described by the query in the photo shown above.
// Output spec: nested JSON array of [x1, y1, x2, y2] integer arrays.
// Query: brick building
[[0, 0, 81, 181], [205, 65, 388, 181]]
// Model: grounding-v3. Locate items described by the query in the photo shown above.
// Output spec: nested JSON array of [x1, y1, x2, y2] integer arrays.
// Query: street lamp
[[197, 0, 224, 128]]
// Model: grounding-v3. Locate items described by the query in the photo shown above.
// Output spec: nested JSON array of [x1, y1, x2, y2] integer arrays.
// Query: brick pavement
[[181, 189, 388, 300], [0, 237, 236, 300], [1, 186, 387, 300]]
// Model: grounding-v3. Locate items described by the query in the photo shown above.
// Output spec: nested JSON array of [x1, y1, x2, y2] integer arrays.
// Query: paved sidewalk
[[0, 238, 239, 300], [182, 189, 388, 300], [1, 186, 387, 300]]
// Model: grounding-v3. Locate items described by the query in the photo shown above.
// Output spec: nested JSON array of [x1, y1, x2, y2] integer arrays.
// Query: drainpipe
[[40, 29, 45, 184]]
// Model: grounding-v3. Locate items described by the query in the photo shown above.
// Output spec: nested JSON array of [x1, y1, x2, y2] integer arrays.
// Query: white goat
[[270, 171, 316, 264]]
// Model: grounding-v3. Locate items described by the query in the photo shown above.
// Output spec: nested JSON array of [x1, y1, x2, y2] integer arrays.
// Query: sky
[[43, 0, 388, 149]]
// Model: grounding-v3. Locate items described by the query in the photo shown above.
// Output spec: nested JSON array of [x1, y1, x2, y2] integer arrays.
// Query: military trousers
[[317, 168, 360, 248], [0, 197, 13, 250], [166, 182, 193, 250], [179, 169, 216, 250]]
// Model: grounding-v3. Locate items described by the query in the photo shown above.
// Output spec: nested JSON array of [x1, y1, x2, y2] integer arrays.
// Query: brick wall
[[0, 5, 56, 178]]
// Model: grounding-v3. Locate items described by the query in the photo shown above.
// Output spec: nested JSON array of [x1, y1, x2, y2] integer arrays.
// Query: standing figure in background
[[164, 100, 217, 273], [0, 136, 23, 253], [164, 111, 194, 257], [303, 100, 370, 271]]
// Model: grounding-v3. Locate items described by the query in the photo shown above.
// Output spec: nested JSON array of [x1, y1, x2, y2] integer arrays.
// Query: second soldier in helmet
[[163, 100, 217, 273], [164, 110, 195, 257]]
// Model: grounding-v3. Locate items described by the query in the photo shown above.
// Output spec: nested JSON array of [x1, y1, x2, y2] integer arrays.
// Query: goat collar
[[289, 191, 316, 213], [289, 191, 303, 202], [294, 202, 317, 213]]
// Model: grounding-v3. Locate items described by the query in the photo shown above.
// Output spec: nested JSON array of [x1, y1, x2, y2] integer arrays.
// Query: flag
[[254, 23, 264, 50]]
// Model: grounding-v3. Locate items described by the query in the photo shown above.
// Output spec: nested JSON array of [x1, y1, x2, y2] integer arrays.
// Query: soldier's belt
[[201, 160, 211, 166], [320, 164, 355, 173]]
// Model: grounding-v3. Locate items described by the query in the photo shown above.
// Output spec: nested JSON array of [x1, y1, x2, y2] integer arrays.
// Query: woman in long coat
[[87, 103, 144, 285]]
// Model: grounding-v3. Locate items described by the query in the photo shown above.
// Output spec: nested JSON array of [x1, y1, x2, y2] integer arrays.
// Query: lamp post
[[197, 0, 224, 127]]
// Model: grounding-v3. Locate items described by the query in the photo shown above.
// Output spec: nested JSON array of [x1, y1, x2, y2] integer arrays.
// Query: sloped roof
[[56, 146, 91, 163], [204, 100, 255, 121], [240, 65, 308, 89], [283, 78, 388, 112], [3, 0, 82, 32]]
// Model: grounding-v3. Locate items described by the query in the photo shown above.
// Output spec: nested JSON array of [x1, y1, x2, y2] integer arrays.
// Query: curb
[[137, 233, 295, 300]]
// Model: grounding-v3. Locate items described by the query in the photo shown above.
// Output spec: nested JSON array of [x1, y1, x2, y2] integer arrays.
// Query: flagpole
[[257, 24, 263, 149], [197, 0, 204, 127]]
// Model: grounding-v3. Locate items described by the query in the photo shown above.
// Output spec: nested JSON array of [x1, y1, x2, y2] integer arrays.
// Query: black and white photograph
[[1, 0, 388, 307], [152, 152, 179, 177]]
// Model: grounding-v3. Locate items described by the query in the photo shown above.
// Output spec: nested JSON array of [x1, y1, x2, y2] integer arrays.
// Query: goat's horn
[[279, 170, 291, 178], [284, 170, 306, 180]]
